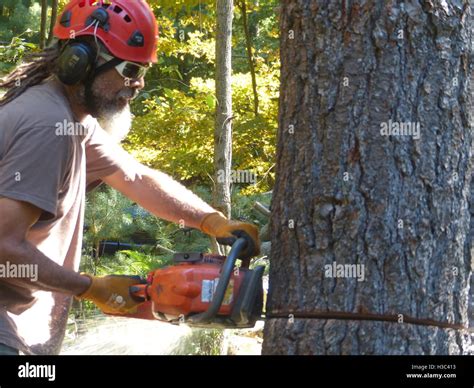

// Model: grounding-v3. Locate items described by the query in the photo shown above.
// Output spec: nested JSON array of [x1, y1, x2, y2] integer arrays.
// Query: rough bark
[[263, 0, 473, 355], [469, 44, 474, 332], [213, 0, 234, 219], [469, 178, 474, 327]]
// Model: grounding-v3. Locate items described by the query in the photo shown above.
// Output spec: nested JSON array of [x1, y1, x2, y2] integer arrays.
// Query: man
[[0, 0, 259, 355]]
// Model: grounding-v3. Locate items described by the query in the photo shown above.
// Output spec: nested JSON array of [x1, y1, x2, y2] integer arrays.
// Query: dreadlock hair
[[0, 43, 61, 106]]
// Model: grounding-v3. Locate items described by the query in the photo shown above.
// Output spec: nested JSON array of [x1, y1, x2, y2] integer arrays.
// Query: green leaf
[[205, 94, 217, 109]]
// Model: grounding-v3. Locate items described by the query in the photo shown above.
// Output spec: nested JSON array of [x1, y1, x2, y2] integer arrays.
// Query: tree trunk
[[213, 0, 234, 220], [239, 1, 259, 117], [469, 42, 474, 335], [39, 0, 48, 49], [263, 0, 473, 355], [469, 141, 474, 330], [47, 0, 59, 46]]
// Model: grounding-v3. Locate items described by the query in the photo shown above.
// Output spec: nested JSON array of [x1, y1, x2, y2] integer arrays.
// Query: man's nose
[[128, 77, 145, 90]]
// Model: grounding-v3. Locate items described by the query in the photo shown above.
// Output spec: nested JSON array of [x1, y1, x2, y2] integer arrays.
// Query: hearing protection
[[56, 9, 109, 85]]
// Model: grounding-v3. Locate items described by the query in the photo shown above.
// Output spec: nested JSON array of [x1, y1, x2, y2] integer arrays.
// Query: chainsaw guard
[[192, 265, 264, 329], [230, 265, 265, 327]]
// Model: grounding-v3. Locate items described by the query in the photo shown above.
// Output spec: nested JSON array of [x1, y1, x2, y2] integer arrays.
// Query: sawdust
[[61, 315, 191, 355], [61, 315, 264, 355]]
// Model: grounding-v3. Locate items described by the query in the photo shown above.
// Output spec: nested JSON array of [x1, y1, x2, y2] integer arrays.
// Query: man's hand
[[76, 274, 145, 315], [200, 212, 260, 259]]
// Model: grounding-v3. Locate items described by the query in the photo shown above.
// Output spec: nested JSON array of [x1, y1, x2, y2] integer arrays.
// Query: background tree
[[263, 0, 473, 355], [39, 0, 47, 48], [213, 0, 234, 220], [237, 0, 259, 117], [47, 0, 58, 46]]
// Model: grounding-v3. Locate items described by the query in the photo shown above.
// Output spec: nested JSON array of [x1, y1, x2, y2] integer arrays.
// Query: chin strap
[[93, 57, 123, 79]]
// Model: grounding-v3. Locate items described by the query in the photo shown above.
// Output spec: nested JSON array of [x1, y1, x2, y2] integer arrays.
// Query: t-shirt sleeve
[[0, 126, 72, 219], [85, 124, 143, 189]]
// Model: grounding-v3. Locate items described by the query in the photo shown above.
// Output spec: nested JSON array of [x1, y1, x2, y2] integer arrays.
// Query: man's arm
[[102, 161, 260, 259], [0, 197, 91, 295], [102, 165, 217, 229]]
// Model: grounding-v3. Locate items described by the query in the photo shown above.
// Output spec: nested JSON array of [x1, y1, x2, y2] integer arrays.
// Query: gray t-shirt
[[0, 79, 137, 354]]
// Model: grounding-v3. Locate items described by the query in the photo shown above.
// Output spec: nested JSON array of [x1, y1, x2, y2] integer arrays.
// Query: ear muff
[[56, 41, 96, 85]]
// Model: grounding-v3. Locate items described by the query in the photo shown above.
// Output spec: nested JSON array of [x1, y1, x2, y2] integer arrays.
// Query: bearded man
[[0, 0, 259, 355]]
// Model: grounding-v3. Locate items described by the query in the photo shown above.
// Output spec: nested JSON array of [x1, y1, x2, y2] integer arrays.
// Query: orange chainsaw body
[[149, 262, 245, 317], [130, 248, 265, 328]]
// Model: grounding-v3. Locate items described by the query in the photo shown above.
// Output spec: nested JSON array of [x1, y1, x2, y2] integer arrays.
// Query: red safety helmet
[[53, 0, 158, 64]]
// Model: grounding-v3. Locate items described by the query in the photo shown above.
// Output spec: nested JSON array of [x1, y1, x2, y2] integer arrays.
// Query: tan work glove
[[200, 212, 260, 259], [76, 274, 145, 315]]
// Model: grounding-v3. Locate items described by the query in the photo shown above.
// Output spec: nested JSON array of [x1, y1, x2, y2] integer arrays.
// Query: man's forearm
[[103, 166, 219, 229], [0, 240, 91, 295]]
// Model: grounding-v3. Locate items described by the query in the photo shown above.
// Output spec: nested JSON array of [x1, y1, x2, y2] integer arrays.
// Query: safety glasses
[[98, 52, 149, 80]]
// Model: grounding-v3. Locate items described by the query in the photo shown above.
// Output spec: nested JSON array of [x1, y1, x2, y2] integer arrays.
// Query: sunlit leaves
[[127, 65, 277, 191], [125, 0, 279, 193]]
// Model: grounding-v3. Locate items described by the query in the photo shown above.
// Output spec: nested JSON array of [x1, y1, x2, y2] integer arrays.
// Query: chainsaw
[[124, 238, 265, 329]]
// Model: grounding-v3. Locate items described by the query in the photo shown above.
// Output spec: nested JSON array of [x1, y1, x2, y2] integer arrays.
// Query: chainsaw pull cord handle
[[187, 237, 248, 324]]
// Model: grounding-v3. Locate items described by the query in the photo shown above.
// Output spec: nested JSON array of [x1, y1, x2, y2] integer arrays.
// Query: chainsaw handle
[[188, 237, 247, 325]]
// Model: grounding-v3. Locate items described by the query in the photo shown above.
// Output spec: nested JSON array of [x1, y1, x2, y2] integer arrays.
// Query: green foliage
[[170, 328, 224, 355], [83, 186, 175, 265], [0, 1, 42, 43], [231, 187, 271, 225], [80, 249, 172, 278], [84, 187, 135, 250], [124, 0, 279, 193], [127, 69, 278, 192], [0, 34, 37, 74]]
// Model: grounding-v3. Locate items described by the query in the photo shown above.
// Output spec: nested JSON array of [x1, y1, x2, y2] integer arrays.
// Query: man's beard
[[83, 80, 136, 143]]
